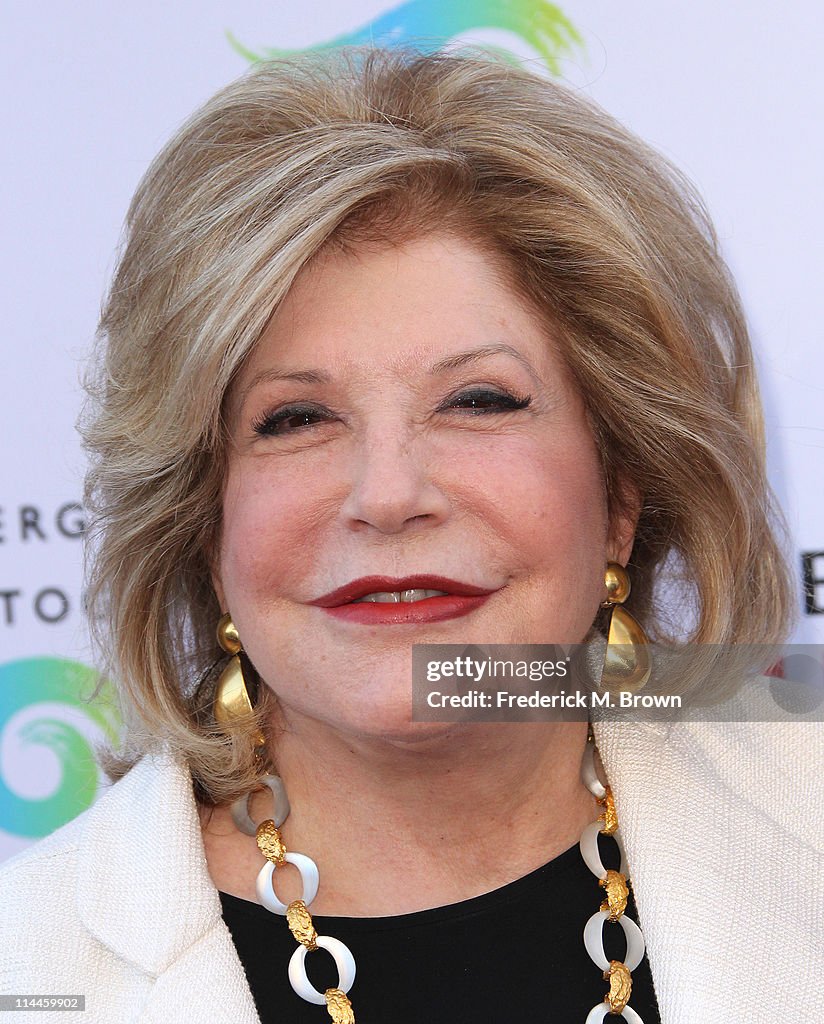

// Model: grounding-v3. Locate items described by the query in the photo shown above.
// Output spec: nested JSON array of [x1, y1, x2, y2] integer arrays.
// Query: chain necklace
[[227, 727, 647, 1023]]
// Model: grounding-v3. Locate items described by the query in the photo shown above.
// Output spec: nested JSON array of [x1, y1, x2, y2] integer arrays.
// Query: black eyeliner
[[441, 388, 533, 413], [251, 402, 332, 437]]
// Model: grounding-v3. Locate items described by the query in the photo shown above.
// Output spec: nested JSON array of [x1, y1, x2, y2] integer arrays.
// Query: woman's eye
[[251, 389, 531, 436], [252, 404, 334, 437], [442, 388, 532, 414]]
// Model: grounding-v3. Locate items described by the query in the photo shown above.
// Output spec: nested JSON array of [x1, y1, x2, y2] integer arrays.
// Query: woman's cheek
[[218, 462, 314, 602]]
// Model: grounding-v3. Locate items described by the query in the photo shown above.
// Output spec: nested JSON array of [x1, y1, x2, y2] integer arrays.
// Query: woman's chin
[[309, 700, 479, 750], [359, 716, 483, 752]]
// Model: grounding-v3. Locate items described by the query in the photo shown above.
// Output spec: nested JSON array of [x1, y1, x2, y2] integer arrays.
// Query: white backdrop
[[1, 0, 822, 857]]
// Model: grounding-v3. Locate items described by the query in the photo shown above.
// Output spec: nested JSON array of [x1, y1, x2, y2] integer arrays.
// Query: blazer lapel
[[135, 926, 262, 1023], [76, 745, 262, 1023], [593, 677, 823, 1023]]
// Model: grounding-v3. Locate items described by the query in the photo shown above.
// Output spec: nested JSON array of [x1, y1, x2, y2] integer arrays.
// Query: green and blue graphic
[[0, 658, 121, 838], [229, 0, 583, 73]]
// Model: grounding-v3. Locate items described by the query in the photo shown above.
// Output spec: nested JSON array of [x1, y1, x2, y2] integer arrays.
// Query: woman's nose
[[338, 430, 451, 535]]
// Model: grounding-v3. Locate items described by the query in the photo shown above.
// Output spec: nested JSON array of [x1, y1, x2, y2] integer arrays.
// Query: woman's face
[[213, 231, 636, 740]]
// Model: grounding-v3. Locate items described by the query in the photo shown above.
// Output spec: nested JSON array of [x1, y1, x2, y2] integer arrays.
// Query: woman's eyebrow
[[241, 342, 545, 404], [429, 343, 545, 386], [239, 367, 331, 406]]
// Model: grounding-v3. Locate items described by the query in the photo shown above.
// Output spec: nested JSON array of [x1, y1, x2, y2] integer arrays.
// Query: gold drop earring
[[214, 612, 267, 753], [214, 615, 291, 855], [601, 562, 651, 692]]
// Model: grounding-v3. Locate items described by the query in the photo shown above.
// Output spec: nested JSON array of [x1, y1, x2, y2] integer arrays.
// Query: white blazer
[[1, 678, 821, 1023]]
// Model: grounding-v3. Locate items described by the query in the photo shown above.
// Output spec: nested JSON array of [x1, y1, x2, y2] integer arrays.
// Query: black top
[[219, 836, 662, 1023]]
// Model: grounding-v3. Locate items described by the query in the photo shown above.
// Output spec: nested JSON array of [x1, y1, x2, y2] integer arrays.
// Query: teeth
[[353, 589, 449, 603]]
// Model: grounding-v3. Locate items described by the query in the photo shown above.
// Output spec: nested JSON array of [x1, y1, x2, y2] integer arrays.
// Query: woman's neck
[[199, 716, 599, 916]]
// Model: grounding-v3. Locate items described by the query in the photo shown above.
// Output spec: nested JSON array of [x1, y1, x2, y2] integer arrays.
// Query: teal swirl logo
[[229, 0, 583, 73], [0, 658, 121, 838]]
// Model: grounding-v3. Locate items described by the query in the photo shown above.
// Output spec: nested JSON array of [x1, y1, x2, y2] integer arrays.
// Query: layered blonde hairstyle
[[82, 45, 796, 805]]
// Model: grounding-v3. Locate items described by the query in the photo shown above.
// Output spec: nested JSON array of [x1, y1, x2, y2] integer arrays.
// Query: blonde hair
[[82, 45, 796, 805]]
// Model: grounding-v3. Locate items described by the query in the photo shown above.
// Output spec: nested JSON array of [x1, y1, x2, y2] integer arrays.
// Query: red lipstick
[[309, 574, 497, 625]]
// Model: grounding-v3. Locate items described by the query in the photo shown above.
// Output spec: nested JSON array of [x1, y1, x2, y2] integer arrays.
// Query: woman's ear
[[607, 477, 642, 566]]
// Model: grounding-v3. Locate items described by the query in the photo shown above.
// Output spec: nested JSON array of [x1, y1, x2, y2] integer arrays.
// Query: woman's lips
[[318, 592, 492, 624], [308, 574, 497, 624]]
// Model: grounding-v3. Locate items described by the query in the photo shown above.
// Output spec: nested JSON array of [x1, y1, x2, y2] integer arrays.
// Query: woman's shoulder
[[0, 745, 224, 1015], [0, 741, 257, 1018], [0, 807, 97, 1002], [0, 746, 189, 937], [0, 802, 89, 909]]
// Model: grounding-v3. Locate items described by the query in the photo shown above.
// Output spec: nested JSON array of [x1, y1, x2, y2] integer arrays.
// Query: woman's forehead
[[234, 231, 562, 382]]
